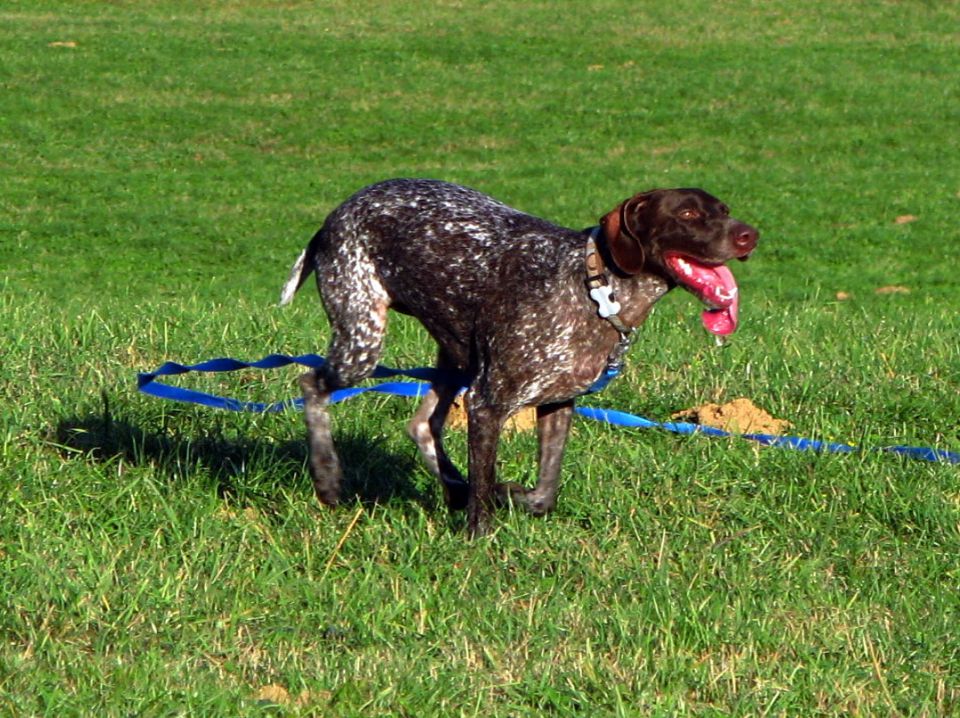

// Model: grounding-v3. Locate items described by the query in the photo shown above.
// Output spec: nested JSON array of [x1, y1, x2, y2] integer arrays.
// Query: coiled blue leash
[[136, 353, 960, 465], [136, 353, 448, 412]]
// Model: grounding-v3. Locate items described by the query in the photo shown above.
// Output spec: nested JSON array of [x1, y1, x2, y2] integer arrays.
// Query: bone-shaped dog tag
[[589, 285, 621, 319]]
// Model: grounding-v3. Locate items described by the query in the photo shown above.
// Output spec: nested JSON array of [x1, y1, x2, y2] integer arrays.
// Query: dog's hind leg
[[300, 255, 390, 506], [299, 370, 342, 505], [406, 351, 469, 511]]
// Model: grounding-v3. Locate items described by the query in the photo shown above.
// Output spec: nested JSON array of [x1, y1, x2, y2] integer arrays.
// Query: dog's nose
[[732, 224, 758, 255]]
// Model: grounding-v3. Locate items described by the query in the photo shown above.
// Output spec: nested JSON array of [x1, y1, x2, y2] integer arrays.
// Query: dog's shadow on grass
[[54, 409, 434, 510]]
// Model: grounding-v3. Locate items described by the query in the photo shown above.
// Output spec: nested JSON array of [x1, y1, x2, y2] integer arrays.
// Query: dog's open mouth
[[663, 252, 739, 336]]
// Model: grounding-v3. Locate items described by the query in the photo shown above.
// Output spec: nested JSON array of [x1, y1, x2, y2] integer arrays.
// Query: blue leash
[[136, 353, 960, 465], [136, 353, 449, 413]]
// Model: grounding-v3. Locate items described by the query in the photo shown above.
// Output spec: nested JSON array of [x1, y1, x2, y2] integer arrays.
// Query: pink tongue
[[665, 256, 740, 336]]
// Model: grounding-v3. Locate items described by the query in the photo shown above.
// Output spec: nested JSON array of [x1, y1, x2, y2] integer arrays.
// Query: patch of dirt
[[445, 395, 538, 433], [255, 684, 315, 708], [671, 397, 791, 435], [875, 285, 910, 294]]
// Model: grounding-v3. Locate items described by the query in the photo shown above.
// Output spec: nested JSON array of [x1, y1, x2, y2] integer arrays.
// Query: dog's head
[[600, 188, 758, 335]]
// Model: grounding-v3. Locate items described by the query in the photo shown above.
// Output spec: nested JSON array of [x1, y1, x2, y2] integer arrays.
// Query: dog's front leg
[[465, 393, 508, 538], [494, 400, 574, 516], [527, 400, 574, 515]]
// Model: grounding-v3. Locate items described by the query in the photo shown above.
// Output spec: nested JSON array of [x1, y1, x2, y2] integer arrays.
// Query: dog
[[280, 179, 758, 536]]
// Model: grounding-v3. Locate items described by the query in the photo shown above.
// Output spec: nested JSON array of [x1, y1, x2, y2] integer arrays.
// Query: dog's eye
[[678, 208, 702, 221]]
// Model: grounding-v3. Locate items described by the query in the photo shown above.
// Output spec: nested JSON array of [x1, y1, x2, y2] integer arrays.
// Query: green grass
[[2, 1, 959, 715]]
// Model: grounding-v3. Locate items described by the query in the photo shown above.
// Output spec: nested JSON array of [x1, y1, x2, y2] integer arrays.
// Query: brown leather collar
[[584, 227, 631, 337]]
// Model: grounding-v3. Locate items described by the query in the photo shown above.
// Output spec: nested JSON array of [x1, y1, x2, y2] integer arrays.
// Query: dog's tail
[[278, 230, 322, 306]]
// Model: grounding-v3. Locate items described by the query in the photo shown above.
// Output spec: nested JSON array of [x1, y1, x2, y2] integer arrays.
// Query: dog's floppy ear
[[600, 193, 652, 275]]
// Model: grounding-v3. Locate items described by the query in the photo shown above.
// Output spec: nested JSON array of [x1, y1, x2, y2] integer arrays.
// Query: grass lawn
[[2, 1, 959, 715]]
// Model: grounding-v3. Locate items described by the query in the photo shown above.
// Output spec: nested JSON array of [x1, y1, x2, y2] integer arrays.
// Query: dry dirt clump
[[671, 397, 791, 435], [875, 285, 911, 294], [254, 684, 316, 708], [445, 396, 538, 433]]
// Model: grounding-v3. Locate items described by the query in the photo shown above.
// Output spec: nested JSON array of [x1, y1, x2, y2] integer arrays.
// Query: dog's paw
[[442, 478, 470, 511]]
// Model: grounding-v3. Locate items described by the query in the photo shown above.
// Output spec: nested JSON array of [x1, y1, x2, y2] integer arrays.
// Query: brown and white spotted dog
[[280, 179, 758, 536]]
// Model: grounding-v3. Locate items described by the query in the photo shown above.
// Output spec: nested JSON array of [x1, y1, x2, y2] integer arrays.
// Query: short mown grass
[[2, 1, 959, 715]]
